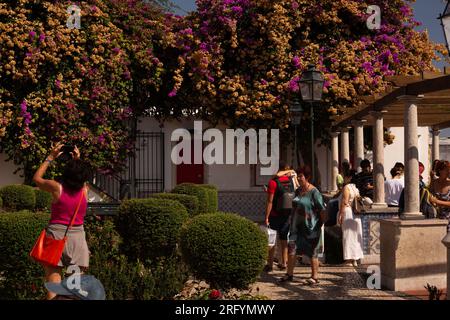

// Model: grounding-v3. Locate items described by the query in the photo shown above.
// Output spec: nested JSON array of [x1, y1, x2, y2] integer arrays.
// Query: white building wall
[[137, 118, 277, 191], [0, 153, 23, 187]]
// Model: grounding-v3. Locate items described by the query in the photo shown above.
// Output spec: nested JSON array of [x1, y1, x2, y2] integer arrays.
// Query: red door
[[176, 140, 204, 184]]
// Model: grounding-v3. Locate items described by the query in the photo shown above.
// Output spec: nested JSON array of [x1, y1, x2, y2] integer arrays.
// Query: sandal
[[277, 263, 287, 271], [263, 265, 273, 273], [278, 274, 294, 283], [301, 278, 320, 286]]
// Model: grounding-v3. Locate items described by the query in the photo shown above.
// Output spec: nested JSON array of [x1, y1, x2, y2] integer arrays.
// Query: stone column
[[399, 96, 422, 216], [340, 127, 350, 168], [432, 128, 441, 162], [443, 233, 450, 300], [370, 111, 387, 208], [330, 132, 339, 193], [352, 120, 366, 173]]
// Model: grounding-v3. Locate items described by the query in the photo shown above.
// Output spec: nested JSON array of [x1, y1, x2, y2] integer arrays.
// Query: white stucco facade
[[0, 118, 444, 193], [0, 152, 23, 187]]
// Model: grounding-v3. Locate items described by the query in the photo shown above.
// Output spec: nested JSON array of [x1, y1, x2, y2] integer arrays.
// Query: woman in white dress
[[338, 169, 364, 267]]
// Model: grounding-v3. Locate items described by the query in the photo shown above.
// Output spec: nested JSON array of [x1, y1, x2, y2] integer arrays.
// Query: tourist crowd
[[264, 158, 450, 285]]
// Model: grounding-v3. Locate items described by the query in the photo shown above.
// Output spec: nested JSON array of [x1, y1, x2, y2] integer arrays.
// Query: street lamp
[[290, 97, 304, 168], [299, 64, 325, 184], [439, 0, 450, 56]]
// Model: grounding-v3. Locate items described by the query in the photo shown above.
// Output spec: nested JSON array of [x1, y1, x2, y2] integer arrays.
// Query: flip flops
[[301, 278, 320, 286], [277, 263, 287, 271], [278, 274, 294, 283], [263, 265, 273, 272]]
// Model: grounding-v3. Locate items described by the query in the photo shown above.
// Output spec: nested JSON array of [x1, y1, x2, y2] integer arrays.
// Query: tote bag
[[30, 190, 84, 267]]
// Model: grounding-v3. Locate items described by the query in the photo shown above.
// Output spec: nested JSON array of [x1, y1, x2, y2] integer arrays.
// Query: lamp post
[[299, 64, 325, 185], [290, 97, 304, 168], [439, 0, 450, 56]]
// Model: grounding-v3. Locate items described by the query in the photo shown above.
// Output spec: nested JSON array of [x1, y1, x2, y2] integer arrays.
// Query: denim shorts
[[268, 214, 290, 240]]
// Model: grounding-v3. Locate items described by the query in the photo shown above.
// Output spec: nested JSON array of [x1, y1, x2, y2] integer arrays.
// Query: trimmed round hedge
[[34, 189, 52, 211], [116, 198, 189, 261], [0, 212, 49, 299], [199, 184, 218, 212], [172, 183, 209, 214], [180, 212, 267, 289], [151, 193, 199, 217], [0, 185, 36, 211]]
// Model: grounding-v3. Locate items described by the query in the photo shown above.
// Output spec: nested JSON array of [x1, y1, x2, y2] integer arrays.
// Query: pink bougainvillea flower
[[292, 56, 301, 68], [20, 100, 27, 112], [98, 135, 105, 144], [288, 76, 300, 92]]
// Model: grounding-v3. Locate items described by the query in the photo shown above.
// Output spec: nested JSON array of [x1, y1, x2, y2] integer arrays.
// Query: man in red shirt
[[264, 161, 296, 272]]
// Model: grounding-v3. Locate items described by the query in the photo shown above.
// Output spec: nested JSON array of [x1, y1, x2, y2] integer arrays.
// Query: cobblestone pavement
[[253, 264, 419, 300]]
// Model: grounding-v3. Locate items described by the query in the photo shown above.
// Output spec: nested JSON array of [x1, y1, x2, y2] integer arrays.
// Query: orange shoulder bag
[[30, 190, 85, 267]]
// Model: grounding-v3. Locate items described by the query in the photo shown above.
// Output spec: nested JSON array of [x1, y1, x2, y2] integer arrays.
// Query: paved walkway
[[253, 264, 419, 300]]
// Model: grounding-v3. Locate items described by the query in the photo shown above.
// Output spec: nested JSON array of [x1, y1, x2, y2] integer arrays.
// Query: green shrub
[[34, 190, 52, 212], [0, 196, 3, 209], [180, 213, 267, 289], [199, 184, 218, 212], [0, 212, 49, 299], [86, 216, 188, 299], [151, 193, 199, 217], [0, 185, 36, 211], [116, 198, 189, 261], [172, 183, 209, 214]]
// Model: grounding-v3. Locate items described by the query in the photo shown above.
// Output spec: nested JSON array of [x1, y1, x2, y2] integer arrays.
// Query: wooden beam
[[407, 75, 450, 96]]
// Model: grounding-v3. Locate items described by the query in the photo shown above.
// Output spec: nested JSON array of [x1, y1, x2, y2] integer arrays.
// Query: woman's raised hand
[[49, 142, 64, 160], [71, 145, 81, 160]]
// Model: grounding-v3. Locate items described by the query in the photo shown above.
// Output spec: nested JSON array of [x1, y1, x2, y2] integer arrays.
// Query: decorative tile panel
[[360, 213, 397, 254], [218, 191, 266, 222]]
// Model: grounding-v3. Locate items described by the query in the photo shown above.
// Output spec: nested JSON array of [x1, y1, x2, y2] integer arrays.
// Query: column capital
[[340, 127, 351, 133], [351, 119, 367, 127], [397, 94, 424, 103], [330, 132, 340, 137], [369, 110, 387, 119], [432, 128, 441, 135]]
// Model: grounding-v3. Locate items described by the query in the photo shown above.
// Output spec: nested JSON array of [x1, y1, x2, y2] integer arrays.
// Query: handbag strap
[[63, 187, 86, 238]]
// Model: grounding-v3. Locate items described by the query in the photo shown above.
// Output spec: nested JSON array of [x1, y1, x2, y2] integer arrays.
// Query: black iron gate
[[131, 132, 165, 198], [92, 131, 165, 201]]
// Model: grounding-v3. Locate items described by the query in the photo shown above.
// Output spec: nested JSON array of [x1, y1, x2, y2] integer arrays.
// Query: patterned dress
[[288, 188, 325, 258], [436, 189, 450, 232]]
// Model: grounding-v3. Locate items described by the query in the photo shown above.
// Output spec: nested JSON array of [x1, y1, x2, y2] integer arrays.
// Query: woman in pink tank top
[[33, 143, 91, 300]]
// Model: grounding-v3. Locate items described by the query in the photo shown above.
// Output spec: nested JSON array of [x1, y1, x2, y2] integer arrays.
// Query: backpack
[[273, 176, 295, 215], [399, 187, 438, 218], [420, 188, 438, 219]]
